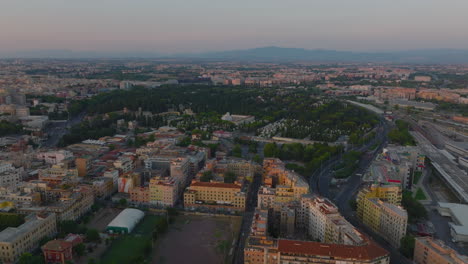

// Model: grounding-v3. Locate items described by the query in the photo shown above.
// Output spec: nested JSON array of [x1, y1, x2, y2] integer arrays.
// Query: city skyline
[[1, 0, 468, 55]]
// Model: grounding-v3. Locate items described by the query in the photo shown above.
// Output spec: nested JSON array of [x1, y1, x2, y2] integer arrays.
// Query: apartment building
[[149, 176, 178, 207], [275, 239, 390, 264], [118, 172, 140, 193], [103, 170, 119, 192], [299, 195, 365, 245], [0, 188, 41, 207], [75, 156, 91, 177], [0, 213, 57, 264], [170, 157, 190, 187], [259, 159, 309, 206], [91, 177, 114, 198], [357, 184, 402, 220], [244, 205, 390, 264], [18, 186, 94, 222], [0, 162, 23, 187], [36, 150, 74, 165], [38, 165, 78, 185], [413, 237, 468, 264], [184, 181, 246, 211], [360, 198, 407, 248], [129, 187, 150, 204], [113, 156, 134, 174]]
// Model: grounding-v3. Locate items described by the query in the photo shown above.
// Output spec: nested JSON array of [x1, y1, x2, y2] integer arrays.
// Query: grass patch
[[101, 215, 162, 264], [413, 171, 423, 185], [414, 188, 427, 200]]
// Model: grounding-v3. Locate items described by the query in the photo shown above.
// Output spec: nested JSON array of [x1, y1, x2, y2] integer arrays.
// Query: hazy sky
[[1, 0, 468, 54]]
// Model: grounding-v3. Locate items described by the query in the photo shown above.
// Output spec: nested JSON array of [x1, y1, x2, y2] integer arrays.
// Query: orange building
[[244, 238, 390, 264], [184, 181, 245, 211], [75, 156, 90, 177], [413, 237, 468, 264], [129, 187, 150, 204], [42, 240, 73, 264]]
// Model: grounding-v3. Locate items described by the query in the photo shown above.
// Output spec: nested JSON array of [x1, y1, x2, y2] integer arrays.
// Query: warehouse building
[[106, 208, 144, 234]]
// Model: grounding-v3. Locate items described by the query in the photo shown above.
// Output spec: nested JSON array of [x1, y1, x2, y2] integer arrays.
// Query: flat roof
[[438, 202, 468, 236], [278, 239, 388, 261], [0, 213, 54, 243], [191, 182, 241, 189]]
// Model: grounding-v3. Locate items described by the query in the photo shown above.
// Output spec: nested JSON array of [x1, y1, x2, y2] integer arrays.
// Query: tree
[[85, 229, 101, 243], [232, 144, 242, 158], [224, 171, 236, 183], [74, 243, 86, 257], [155, 217, 168, 233], [253, 154, 262, 164], [0, 213, 25, 231], [400, 235, 415, 258], [18, 253, 43, 264], [402, 191, 427, 222], [118, 198, 127, 207], [144, 239, 153, 256], [200, 171, 213, 182], [58, 220, 87, 237], [264, 143, 279, 158], [166, 207, 179, 217], [0, 120, 23, 136], [39, 236, 52, 247], [177, 136, 191, 147]]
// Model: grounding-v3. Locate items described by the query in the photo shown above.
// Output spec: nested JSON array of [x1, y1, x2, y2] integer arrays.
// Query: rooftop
[[278, 239, 389, 261], [0, 213, 55, 243], [438, 202, 468, 236], [191, 181, 241, 189], [42, 239, 72, 251]]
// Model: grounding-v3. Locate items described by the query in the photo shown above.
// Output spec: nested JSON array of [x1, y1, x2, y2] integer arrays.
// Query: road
[[232, 170, 262, 264], [40, 112, 86, 148], [308, 117, 412, 264]]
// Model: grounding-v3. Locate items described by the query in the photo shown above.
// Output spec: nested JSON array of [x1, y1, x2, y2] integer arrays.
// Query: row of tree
[[0, 120, 23, 136], [388, 120, 415, 146], [264, 142, 342, 176]]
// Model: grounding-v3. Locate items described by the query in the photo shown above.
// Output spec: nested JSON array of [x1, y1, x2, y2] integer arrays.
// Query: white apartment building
[[0, 162, 23, 187]]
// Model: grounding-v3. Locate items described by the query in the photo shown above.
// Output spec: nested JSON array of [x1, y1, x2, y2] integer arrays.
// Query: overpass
[[346, 100, 384, 115], [411, 131, 468, 203]]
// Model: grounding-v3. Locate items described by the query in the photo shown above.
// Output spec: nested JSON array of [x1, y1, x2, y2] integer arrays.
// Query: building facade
[[413, 237, 468, 264], [0, 213, 57, 264]]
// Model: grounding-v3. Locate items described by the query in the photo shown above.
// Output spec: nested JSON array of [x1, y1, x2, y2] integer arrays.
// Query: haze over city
[[1, 0, 468, 55]]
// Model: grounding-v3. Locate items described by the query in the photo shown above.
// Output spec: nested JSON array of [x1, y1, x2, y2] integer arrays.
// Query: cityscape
[[2, 1, 468, 264]]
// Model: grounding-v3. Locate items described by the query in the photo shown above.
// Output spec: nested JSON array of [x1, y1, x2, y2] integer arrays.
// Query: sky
[[1, 0, 468, 54]]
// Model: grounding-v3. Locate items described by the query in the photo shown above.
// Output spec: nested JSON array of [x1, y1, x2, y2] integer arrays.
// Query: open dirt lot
[[153, 214, 241, 264]]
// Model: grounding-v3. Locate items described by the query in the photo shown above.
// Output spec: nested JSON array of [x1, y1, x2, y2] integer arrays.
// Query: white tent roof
[[107, 208, 145, 233]]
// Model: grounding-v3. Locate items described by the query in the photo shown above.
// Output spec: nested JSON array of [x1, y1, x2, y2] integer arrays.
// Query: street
[[232, 170, 262, 264], [41, 112, 85, 148]]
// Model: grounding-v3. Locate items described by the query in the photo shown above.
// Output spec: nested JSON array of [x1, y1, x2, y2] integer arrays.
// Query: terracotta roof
[[42, 240, 72, 252], [191, 182, 241, 189], [278, 239, 388, 261]]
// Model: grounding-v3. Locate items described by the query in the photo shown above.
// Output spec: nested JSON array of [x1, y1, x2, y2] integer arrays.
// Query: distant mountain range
[[3, 46, 468, 63]]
